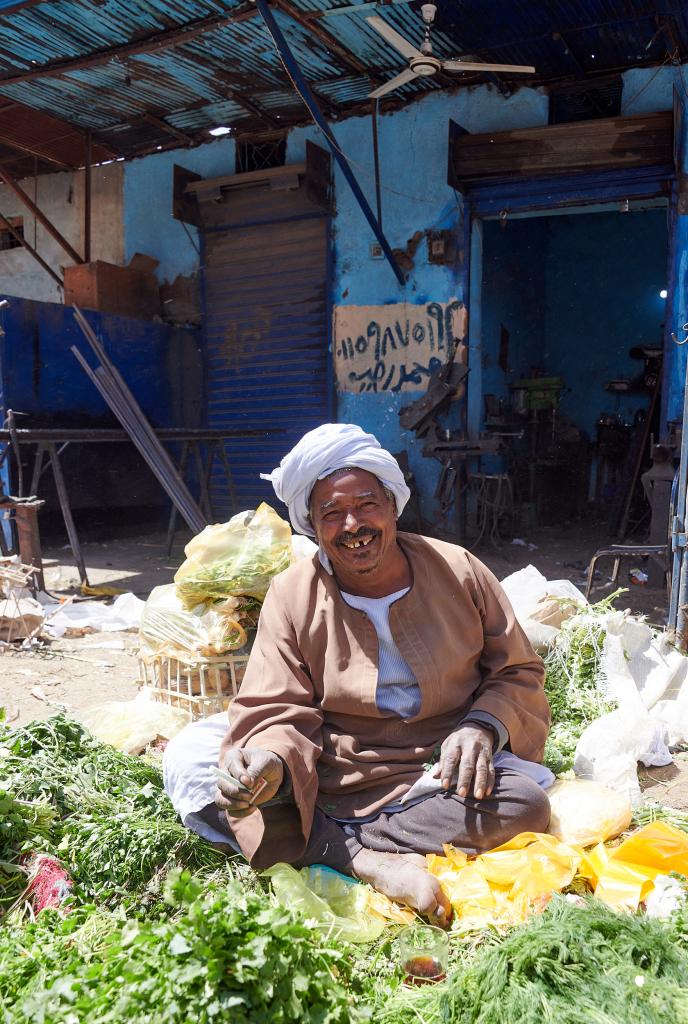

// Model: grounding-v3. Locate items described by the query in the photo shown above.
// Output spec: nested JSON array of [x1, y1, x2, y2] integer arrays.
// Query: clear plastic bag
[[80, 689, 190, 754], [264, 863, 412, 943], [174, 504, 293, 609], [139, 584, 248, 659]]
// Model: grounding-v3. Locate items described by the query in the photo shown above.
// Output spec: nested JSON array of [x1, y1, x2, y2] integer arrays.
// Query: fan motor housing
[[410, 55, 440, 76]]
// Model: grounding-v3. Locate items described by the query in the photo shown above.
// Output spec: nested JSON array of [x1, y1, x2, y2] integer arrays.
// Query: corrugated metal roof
[[0, 0, 682, 165]]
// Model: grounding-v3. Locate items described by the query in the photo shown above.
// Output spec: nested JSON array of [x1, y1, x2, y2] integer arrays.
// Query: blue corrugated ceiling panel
[[0, 0, 682, 158]]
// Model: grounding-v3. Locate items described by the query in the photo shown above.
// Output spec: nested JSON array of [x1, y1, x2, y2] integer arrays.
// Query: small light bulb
[[660, 289, 668, 299], [209, 126, 232, 137]]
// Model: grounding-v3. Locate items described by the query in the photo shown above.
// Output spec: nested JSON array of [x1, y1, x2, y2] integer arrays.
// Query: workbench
[[0, 427, 273, 586]]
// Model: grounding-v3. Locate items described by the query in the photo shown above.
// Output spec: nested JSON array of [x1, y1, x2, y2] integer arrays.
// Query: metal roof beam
[[0, 164, 83, 264], [0, 133, 75, 170], [140, 112, 195, 146], [253, 0, 405, 287], [0, 6, 259, 86]]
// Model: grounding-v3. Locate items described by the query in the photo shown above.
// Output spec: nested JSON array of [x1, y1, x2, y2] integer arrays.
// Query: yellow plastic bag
[[579, 821, 688, 910], [546, 779, 632, 848], [264, 863, 412, 943], [427, 833, 581, 926], [174, 504, 292, 608]]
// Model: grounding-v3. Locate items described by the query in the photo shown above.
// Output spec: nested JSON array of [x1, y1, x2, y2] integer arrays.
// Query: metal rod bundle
[[71, 307, 207, 535]]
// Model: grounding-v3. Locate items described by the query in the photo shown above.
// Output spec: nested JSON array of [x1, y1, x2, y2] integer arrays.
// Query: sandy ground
[[0, 520, 681, 805]]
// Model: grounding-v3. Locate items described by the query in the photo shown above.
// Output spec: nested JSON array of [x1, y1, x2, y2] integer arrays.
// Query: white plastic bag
[[500, 565, 586, 651]]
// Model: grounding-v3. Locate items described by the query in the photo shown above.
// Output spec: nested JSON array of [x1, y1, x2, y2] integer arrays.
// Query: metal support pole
[[165, 440, 191, 555], [371, 99, 382, 230], [253, 0, 406, 287], [47, 442, 89, 586], [670, 353, 688, 641]]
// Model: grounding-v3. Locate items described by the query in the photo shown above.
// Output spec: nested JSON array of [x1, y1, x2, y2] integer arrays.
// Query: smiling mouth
[[338, 531, 379, 551]]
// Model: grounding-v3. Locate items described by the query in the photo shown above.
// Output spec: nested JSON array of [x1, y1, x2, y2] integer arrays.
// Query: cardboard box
[[64, 256, 160, 320]]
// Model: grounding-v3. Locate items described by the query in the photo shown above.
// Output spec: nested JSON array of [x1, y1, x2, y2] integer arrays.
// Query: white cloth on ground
[[260, 422, 410, 537]]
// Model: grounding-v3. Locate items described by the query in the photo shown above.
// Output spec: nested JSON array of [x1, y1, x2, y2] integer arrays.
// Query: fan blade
[[365, 15, 422, 60], [442, 59, 535, 74], [369, 67, 418, 99]]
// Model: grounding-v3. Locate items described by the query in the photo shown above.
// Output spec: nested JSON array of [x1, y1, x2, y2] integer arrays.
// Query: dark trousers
[[201, 768, 550, 876]]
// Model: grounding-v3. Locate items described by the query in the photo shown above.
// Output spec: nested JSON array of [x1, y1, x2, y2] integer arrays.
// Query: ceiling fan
[[366, 3, 535, 99]]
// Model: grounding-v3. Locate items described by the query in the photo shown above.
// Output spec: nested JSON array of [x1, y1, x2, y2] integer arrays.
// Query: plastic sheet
[[264, 863, 413, 943], [577, 822, 688, 911], [139, 584, 249, 659], [41, 592, 145, 638], [427, 833, 581, 926], [174, 504, 293, 608], [500, 565, 586, 651], [546, 779, 632, 847], [79, 688, 190, 754]]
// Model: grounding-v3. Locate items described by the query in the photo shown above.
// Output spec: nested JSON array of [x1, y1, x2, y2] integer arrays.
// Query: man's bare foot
[[351, 848, 452, 927]]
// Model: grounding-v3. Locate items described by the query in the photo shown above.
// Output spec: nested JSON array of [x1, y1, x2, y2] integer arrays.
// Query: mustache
[[336, 527, 380, 546]]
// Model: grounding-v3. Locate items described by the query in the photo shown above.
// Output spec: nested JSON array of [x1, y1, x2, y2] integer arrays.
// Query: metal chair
[[584, 543, 667, 599]]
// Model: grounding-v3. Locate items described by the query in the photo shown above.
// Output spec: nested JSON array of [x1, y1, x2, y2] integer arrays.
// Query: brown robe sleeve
[[218, 573, 323, 868], [464, 553, 550, 761]]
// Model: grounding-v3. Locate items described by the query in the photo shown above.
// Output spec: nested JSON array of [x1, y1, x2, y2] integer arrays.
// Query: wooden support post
[[0, 165, 83, 265], [0, 211, 63, 287], [13, 501, 46, 592], [47, 443, 89, 585], [84, 130, 92, 263]]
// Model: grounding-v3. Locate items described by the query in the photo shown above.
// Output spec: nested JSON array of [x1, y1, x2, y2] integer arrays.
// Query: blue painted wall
[[481, 218, 548, 408], [123, 136, 236, 282], [115, 64, 687, 519], [481, 210, 668, 436], [0, 298, 200, 428]]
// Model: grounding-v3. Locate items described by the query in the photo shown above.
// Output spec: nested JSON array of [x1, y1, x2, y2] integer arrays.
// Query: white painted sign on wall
[[334, 300, 466, 393]]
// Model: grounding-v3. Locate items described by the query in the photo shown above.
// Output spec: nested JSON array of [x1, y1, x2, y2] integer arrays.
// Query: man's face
[[309, 468, 398, 582]]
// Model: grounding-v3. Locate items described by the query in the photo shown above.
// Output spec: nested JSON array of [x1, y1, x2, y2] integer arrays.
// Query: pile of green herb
[[0, 714, 225, 911], [0, 870, 362, 1024], [377, 897, 688, 1024], [542, 593, 622, 773]]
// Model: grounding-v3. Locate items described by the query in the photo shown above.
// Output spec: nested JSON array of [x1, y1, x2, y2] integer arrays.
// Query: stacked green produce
[[2, 689, 688, 1023]]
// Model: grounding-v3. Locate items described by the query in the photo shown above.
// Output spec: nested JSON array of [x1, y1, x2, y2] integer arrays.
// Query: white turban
[[261, 423, 410, 537]]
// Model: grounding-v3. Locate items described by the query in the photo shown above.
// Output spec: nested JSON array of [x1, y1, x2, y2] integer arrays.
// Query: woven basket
[[139, 652, 250, 720]]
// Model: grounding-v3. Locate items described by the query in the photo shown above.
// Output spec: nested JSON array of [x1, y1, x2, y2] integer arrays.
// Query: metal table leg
[[165, 441, 191, 555], [47, 443, 89, 586]]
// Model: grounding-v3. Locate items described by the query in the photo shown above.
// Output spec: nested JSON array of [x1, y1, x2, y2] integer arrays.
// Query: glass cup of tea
[[397, 924, 450, 984]]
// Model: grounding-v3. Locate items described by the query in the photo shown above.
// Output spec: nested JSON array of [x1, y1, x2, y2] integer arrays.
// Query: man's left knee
[[508, 775, 551, 833]]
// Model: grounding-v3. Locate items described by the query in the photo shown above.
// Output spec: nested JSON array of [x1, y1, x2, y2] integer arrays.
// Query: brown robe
[[220, 533, 549, 868]]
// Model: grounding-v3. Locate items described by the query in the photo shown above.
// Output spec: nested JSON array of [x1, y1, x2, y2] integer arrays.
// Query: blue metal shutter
[[199, 174, 332, 520]]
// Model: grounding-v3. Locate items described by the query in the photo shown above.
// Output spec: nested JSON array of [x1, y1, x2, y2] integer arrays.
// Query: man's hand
[[215, 747, 284, 818], [433, 723, 495, 801]]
